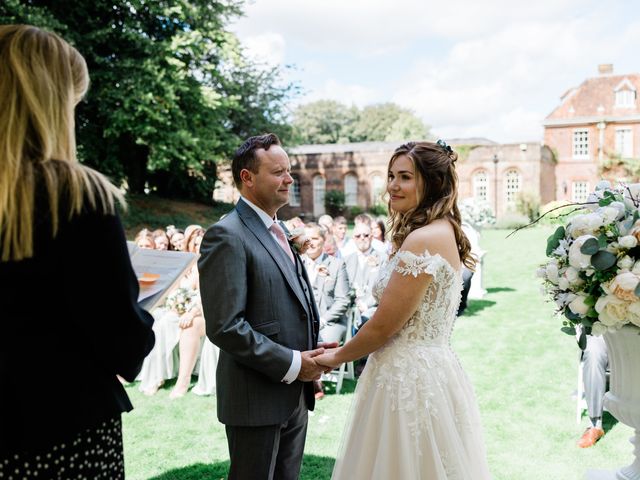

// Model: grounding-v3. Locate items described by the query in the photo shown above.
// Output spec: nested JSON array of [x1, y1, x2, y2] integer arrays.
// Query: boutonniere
[[316, 264, 330, 277], [287, 227, 311, 255], [366, 255, 380, 267]]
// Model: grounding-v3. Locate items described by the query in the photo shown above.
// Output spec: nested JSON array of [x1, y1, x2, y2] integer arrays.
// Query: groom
[[198, 133, 330, 480]]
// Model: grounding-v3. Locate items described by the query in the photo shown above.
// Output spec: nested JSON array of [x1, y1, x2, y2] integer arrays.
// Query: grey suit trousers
[[583, 334, 609, 420], [225, 392, 308, 480]]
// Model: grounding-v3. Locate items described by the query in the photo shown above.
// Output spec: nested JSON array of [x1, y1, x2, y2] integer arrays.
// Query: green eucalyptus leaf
[[565, 307, 581, 321], [634, 283, 640, 298], [584, 295, 597, 307], [580, 238, 599, 255], [599, 196, 614, 207], [598, 233, 609, 249], [591, 250, 617, 271], [578, 331, 588, 349], [561, 326, 577, 336]]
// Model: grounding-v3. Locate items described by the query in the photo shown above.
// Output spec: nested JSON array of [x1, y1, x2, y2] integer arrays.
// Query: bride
[[316, 140, 491, 479]]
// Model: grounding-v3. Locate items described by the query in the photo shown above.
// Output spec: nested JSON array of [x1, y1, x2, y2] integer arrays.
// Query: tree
[[291, 100, 430, 145], [1, 0, 296, 202], [291, 100, 358, 144]]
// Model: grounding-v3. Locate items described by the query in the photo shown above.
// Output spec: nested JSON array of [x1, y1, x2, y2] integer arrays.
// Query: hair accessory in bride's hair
[[436, 139, 453, 154]]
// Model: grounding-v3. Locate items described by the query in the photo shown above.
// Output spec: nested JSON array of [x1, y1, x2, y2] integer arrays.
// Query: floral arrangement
[[287, 227, 310, 255], [459, 198, 496, 229], [164, 287, 198, 315], [538, 181, 640, 336]]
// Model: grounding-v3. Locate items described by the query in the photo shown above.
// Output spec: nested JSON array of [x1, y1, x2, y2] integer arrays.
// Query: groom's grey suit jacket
[[198, 199, 320, 427]]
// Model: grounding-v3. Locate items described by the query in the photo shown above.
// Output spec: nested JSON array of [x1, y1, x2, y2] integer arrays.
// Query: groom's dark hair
[[232, 133, 281, 187]]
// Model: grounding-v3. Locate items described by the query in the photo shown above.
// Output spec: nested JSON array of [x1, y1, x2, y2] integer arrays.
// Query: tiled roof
[[546, 73, 640, 120]]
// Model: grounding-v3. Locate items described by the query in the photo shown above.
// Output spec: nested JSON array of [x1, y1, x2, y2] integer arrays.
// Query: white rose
[[595, 294, 628, 327], [595, 180, 612, 191], [536, 267, 547, 278], [619, 235, 638, 249], [615, 271, 639, 290], [591, 322, 608, 336], [558, 277, 570, 290], [568, 295, 590, 316], [598, 206, 620, 224], [628, 301, 640, 327], [568, 235, 596, 269], [618, 255, 635, 270], [545, 262, 559, 284], [585, 193, 601, 211], [632, 261, 640, 275], [564, 266, 580, 283]]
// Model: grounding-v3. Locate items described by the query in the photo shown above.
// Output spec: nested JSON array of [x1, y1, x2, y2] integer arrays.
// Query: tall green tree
[[351, 103, 430, 142], [291, 100, 358, 144], [1, 0, 295, 201]]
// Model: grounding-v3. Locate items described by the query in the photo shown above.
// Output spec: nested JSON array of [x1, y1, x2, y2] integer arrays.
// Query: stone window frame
[[615, 126, 634, 158], [571, 181, 590, 203], [344, 173, 359, 207], [472, 169, 489, 202], [504, 168, 522, 206], [572, 129, 589, 159]]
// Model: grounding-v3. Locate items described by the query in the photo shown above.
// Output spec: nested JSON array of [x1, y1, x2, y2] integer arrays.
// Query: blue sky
[[231, 0, 640, 143]]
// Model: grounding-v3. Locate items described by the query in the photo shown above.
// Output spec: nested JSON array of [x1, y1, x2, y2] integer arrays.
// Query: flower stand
[[587, 324, 640, 479]]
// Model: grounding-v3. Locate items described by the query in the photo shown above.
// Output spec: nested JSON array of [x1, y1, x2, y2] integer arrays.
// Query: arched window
[[289, 175, 301, 207], [313, 175, 325, 216], [504, 169, 521, 205], [344, 173, 358, 206], [472, 170, 488, 201], [370, 173, 385, 205]]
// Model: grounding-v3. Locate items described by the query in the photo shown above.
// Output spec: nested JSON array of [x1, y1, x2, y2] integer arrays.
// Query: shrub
[[516, 191, 541, 221], [538, 200, 587, 225], [324, 190, 345, 217], [493, 212, 531, 229], [459, 198, 496, 229], [369, 202, 388, 216]]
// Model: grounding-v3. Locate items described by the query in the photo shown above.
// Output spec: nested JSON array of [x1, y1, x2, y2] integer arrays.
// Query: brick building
[[543, 64, 640, 202]]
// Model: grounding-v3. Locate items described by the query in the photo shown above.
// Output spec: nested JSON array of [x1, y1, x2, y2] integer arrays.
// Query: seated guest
[[168, 227, 186, 251], [578, 330, 609, 448], [138, 225, 207, 398], [318, 214, 334, 236], [302, 223, 350, 399], [302, 223, 351, 344], [134, 228, 155, 249], [334, 216, 353, 254], [323, 233, 340, 257], [0, 25, 154, 478], [152, 228, 170, 250], [371, 216, 392, 254], [343, 223, 388, 329]]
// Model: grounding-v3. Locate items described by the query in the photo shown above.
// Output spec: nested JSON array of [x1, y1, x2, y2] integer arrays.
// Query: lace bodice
[[373, 249, 463, 346]]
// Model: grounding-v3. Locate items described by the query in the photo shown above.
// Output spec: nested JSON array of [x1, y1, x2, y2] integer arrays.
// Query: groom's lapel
[[236, 200, 309, 311]]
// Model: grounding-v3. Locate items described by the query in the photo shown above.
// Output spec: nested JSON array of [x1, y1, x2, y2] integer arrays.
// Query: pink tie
[[270, 223, 295, 263]]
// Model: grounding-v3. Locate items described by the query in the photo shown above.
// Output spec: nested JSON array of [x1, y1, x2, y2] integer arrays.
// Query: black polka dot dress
[[0, 416, 124, 480]]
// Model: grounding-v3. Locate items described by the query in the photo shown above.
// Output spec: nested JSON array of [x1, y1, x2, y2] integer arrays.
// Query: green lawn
[[123, 227, 633, 479]]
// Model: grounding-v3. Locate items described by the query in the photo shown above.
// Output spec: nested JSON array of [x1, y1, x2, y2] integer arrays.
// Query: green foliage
[[291, 100, 430, 145], [0, 1, 296, 202], [368, 203, 388, 216], [515, 190, 540, 221], [324, 190, 346, 217], [348, 205, 364, 219], [538, 200, 585, 226]]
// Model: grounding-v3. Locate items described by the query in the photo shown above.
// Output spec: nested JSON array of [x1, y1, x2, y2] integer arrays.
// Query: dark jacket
[[0, 178, 155, 454]]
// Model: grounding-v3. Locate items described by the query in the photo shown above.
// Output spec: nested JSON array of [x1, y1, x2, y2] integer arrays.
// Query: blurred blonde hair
[[0, 25, 124, 261]]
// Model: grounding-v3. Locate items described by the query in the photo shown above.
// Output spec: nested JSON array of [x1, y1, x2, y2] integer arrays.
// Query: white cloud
[[299, 79, 379, 107], [241, 32, 286, 66]]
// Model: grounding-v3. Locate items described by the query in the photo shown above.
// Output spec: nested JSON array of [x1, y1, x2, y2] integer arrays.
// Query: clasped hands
[[296, 342, 343, 381]]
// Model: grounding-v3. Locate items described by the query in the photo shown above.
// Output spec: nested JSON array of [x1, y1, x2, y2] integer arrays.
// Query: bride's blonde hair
[[386, 141, 475, 270], [0, 25, 124, 261]]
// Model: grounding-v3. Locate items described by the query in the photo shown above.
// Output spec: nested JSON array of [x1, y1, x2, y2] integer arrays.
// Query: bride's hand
[[315, 348, 341, 370]]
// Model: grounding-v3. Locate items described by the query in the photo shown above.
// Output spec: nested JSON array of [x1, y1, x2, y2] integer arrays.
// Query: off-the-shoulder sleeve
[[394, 249, 446, 278]]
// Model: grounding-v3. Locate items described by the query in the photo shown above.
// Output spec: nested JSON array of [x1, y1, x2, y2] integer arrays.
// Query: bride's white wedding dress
[[331, 250, 491, 480]]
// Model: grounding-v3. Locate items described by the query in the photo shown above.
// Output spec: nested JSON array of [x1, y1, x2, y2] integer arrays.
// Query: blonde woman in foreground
[[0, 25, 154, 479], [316, 140, 491, 479]]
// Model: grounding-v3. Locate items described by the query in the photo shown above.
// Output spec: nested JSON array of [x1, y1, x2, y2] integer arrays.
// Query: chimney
[[598, 64, 613, 75]]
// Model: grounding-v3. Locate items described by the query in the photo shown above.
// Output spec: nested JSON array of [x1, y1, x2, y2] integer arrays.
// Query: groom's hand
[[297, 347, 327, 381]]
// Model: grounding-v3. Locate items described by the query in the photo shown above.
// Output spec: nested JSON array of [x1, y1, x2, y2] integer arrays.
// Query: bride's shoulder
[[398, 221, 459, 269]]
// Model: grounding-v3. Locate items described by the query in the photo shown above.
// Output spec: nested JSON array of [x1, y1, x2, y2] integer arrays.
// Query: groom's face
[[248, 145, 293, 214]]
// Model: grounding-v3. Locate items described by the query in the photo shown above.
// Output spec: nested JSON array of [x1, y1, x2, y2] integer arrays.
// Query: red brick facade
[[543, 66, 640, 202]]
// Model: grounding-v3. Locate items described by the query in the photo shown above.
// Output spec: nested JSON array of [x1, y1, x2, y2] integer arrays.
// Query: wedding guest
[[578, 331, 609, 447], [134, 228, 155, 249], [152, 228, 170, 250], [169, 227, 186, 251], [302, 223, 350, 399], [334, 216, 352, 253], [318, 214, 334, 235], [371, 216, 392, 254], [343, 223, 388, 329], [138, 224, 207, 398], [0, 25, 154, 478], [323, 234, 340, 257]]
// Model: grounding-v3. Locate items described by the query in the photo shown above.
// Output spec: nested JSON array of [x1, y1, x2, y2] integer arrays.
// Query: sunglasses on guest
[[353, 234, 370, 239]]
